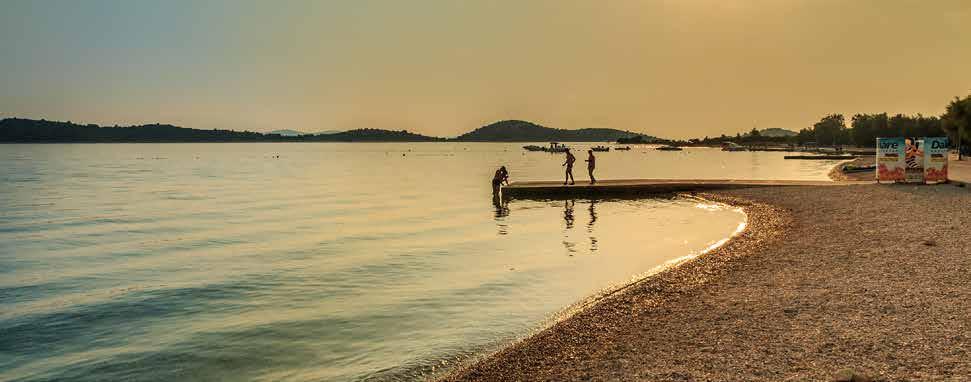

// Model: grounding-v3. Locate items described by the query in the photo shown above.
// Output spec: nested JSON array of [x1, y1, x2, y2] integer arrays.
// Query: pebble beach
[[443, 183, 971, 381]]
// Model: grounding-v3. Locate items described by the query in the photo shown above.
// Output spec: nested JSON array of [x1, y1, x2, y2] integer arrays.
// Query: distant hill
[[453, 120, 649, 142], [758, 128, 797, 137], [0, 118, 267, 142], [268, 129, 306, 136], [315, 130, 344, 135], [313, 129, 444, 142], [1, 117, 649, 143], [617, 135, 657, 144], [0, 118, 442, 142]]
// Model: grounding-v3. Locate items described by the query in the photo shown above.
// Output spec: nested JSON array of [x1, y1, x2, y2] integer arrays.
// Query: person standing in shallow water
[[492, 166, 509, 195], [562, 149, 576, 185], [585, 149, 596, 184]]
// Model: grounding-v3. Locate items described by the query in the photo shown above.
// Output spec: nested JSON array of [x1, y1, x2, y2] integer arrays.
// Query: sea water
[[0, 143, 842, 381]]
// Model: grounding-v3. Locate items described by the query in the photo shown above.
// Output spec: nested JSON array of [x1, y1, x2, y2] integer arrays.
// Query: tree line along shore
[[2, 95, 968, 149], [653, 95, 970, 151]]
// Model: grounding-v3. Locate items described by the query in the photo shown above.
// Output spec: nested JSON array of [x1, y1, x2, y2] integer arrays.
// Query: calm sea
[[0, 143, 843, 381]]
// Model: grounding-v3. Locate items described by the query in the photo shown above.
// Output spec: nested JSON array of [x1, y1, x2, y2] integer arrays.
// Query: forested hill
[[0, 118, 443, 142], [453, 120, 650, 142], [759, 128, 797, 137], [1, 118, 648, 143], [317, 129, 445, 142], [0, 118, 269, 142]]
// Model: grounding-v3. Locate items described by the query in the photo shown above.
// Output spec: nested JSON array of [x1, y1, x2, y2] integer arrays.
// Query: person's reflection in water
[[587, 200, 598, 233], [492, 194, 509, 235], [588, 200, 598, 252], [562, 200, 576, 255], [563, 200, 575, 229]]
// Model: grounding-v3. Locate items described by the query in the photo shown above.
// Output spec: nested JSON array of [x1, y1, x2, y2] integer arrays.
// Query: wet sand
[[443, 184, 971, 381]]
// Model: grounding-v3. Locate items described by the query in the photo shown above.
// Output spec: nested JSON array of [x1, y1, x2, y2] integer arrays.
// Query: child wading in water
[[585, 149, 596, 184], [563, 149, 576, 185]]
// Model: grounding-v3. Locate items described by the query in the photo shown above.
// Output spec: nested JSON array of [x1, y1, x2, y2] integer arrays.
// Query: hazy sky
[[2, 0, 969, 138]]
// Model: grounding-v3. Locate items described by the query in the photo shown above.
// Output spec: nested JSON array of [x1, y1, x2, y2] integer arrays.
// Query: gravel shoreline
[[442, 185, 970, 381]]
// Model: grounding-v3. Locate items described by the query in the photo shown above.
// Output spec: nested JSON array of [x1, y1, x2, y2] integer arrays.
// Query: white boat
[[656, 145, 683, 151], [721, 142, 747, 151]]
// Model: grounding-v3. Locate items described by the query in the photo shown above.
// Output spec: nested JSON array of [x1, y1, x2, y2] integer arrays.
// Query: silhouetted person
[[492, 166, 509, 195], [563, 149, 576, 185], [585, 150, 596, 184]]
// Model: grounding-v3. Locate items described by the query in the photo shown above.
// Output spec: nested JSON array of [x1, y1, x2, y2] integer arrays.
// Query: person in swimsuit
[[905, 138, 923, 168], [563, 149, 576, 185], [585, 149, 596, 184]]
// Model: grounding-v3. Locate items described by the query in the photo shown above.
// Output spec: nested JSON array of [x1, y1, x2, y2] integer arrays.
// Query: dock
[[501, 179, 872, 199]]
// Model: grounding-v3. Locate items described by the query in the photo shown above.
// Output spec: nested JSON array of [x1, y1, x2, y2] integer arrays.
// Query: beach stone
[[832, 369, 873, 382]]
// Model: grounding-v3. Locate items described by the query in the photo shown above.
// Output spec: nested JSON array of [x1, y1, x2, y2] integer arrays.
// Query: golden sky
[[1, 0, 969, 138]]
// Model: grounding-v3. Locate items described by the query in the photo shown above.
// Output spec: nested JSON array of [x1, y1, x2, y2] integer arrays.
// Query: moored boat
[[523, 142, 570, 153], [656, 145, 683, 151], [721, 142, 747, 151]]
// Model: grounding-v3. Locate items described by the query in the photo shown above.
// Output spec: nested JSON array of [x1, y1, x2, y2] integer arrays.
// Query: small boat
[[523, 142, 569, 153], [842, 164, 876, 173], [546, 142, 569, 153], [591, 146, 610, 152], [614, 146, 632, 151], [656, 145, 683, 151], [721, 142, 747, 151]]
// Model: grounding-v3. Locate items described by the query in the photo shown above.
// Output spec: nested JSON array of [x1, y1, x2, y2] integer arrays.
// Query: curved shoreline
[[442, 185, 971, 381], [440, 194, 790, 381], [422, 196, 752, 380], [828, 156, 875, 182]]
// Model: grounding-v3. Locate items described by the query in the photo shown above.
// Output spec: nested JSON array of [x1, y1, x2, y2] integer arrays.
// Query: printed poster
[[876, 138, 905, 182], [904, 138, 925, 183], [924, 137, 949, 183]]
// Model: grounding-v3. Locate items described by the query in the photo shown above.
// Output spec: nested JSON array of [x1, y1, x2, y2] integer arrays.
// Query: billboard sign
[[876, 138, 905, 182], [924, 137, 948, 183]]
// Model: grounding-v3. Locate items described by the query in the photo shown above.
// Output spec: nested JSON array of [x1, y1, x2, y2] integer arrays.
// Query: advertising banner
[[904, 138, 925, 183], [876, 138, 906, 182], [924, 137, 949, 183]]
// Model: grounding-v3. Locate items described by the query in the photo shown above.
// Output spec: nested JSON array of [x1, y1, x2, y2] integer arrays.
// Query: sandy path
[[443, 184, 971, 381]]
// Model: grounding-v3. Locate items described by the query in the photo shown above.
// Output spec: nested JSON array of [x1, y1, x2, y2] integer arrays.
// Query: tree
[[812, 114, 848, 147], [942, 95, 971, 159], [794, 128, 814, 145]]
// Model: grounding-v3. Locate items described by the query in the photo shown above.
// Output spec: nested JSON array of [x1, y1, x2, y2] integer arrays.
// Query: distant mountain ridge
[[0, 118, 442, 142], [268, 129, 306, 136], [320, 129, 444, 142], [0, 118, 649, 143], [0, 118, 269, 142], [758, 128, 797, 137], [454, 120, 650, 142]]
